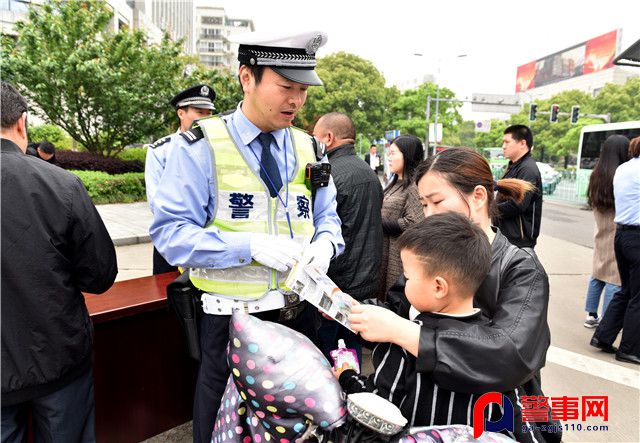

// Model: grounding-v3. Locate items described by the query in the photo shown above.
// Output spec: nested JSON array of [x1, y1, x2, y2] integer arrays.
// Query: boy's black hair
[[397, 212, 491, 296]]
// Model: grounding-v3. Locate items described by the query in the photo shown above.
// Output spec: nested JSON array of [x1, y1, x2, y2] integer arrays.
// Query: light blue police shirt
[[144, 129, 180, 213], [613, 156, 640, 226], [149, 104, 344, 268]]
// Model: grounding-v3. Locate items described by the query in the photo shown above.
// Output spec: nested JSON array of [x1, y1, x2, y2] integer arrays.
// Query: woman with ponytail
[[349, 148, 559, 442]]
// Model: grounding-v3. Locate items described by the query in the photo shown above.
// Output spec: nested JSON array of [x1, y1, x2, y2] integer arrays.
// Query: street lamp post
[[414, 53, 467, 155]]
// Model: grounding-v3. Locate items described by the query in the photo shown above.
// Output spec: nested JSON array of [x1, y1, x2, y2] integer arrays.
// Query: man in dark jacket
[[1, 82, 117, 441], [495, 124, 543, 248], [313, 112, 383, 360], [26, 140, 56, 164]]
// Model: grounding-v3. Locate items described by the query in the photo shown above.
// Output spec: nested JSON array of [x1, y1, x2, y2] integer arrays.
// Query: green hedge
[[70, 170, 146, 204], [117, 147, 147, 164]]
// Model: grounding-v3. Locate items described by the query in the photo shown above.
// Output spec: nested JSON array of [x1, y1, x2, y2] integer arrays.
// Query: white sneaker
[[583, 314, 600, 328]]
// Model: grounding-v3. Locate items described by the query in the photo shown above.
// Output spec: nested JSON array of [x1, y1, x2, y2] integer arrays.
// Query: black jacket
[[1, 138, 117, 405], [326, 144, 383, 300], [387, 229, 551, 394], [494, 152, 543, 248]]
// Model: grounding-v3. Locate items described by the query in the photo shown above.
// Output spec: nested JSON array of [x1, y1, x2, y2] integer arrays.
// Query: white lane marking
[[546, 345, 640, 390]]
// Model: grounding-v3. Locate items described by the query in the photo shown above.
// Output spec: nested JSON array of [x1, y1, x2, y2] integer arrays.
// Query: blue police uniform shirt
[[149, 103, 344, 268], [613, 156, 640, 226], [145, 130, 180, 213]]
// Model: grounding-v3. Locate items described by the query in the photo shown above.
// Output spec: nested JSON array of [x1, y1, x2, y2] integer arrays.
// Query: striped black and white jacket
[[339, 311, 557, 443]]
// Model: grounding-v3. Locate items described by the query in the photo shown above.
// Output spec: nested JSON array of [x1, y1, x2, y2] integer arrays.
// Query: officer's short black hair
[[239, 64, 265, 86], [398, 212, 491, 296], [1, 82, 28, 129], [38, 141, 55, 155], [504, 124, 533, 150]]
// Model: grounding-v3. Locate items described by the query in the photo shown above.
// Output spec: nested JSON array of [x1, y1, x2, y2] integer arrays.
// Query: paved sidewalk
[[96, 202, 152, 246]]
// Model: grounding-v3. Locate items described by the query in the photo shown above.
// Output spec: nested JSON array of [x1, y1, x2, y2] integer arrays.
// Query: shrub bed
[[117, 147, 147, 164], [71, 170, 146, 204], [57, 151, 144, 174]]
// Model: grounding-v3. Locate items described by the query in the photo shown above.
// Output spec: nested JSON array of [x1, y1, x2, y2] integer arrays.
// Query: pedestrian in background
[[379, 135, 424, 296], [582, 135, 628, 328], [313, 112, 383, 363], [26, 140, 56, 164], [1, 81, 117, 442], [591, 136, 640, 364], [145, 84, 215, 274], [494, 124, 543, 249], [364, 143, 382, 175]]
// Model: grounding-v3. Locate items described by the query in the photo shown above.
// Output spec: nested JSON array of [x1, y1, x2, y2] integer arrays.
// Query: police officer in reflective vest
[[145, 84, 215, 274], [149, 31, 344, 443]]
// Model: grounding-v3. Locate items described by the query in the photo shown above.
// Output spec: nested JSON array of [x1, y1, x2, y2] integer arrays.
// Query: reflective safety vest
[[189, 116, 316, 299]]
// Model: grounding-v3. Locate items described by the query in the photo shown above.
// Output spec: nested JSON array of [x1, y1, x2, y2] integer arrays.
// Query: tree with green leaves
[[593, 77, 640, 122], [1, 0, 186, 157], [390, 82, 462, 143], [183, 64, 243, 116], [296, 52, 396, 140]]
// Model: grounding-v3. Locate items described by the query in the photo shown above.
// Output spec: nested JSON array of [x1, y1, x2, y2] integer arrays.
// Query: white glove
[[250, 234, 302, 272], [300, 238, 334, 274]]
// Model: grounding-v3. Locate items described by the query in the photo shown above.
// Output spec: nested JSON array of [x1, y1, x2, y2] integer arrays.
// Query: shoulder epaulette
[[180, 126, 204, 144], [149, 135, 171, 150]]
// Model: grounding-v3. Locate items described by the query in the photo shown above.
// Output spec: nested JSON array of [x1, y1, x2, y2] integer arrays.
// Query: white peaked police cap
[[231, 30, 328, 86]]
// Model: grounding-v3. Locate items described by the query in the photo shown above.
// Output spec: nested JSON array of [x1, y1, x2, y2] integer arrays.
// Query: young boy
[[340, 213, 549, 442]]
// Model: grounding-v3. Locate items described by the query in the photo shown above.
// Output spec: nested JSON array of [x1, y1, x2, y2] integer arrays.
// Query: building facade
[[1, 0, 192, 53], [195, 5, 254, 70]]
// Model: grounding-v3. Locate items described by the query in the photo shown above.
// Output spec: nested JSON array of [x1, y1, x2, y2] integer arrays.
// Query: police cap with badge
[[170, 84, 216, 110], [233, 30, 328, 86]]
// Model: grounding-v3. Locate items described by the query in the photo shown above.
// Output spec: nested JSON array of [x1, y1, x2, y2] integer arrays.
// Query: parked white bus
[[575, 121, 640, 196]]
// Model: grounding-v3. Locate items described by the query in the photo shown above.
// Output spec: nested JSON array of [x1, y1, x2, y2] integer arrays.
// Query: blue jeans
[[584, 276, 620, 315]]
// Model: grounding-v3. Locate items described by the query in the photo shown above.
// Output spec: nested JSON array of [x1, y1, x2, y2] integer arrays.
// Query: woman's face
[[388, 143, 405, 176], [417, 171, 476, 220]]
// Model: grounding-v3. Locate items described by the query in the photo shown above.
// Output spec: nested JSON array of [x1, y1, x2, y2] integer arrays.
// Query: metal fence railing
[[544, 177, 587, 206]]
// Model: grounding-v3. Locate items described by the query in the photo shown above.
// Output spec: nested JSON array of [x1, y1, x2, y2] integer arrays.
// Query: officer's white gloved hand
[[250, 234, 302, 273], [300, 238, 334, 274]]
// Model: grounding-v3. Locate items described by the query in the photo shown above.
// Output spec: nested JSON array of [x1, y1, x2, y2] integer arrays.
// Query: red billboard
[[515, 30, 619, 92]]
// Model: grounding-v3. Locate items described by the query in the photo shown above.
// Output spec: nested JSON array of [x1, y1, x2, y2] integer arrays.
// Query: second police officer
[[145, 84, 215, 274], [149, 30, 344, 443]]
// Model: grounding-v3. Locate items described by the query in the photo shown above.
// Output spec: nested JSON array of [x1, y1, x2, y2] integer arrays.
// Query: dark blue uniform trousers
[[192, 301, 320, 443], [1, 368, 95, 443]]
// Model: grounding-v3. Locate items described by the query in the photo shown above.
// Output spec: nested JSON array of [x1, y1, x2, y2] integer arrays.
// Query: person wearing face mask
[[347, 148, 560, 442], [312, 112, 383, 363], [149, 31, 344, 443], [379, 135, 425, 297]]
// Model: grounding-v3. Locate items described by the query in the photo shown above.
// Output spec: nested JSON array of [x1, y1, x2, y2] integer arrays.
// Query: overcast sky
[[216, 0, 639, 119]]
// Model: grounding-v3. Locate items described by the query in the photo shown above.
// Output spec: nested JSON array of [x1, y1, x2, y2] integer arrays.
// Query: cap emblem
[[200, 85, 210, 96], [305, 33, 323, 55]]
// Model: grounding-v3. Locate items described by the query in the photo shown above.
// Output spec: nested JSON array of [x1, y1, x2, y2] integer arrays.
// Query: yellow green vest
[[189, 116, 316, 300]]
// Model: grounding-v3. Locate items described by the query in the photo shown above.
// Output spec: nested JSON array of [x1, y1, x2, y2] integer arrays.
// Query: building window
[[201, 16, 222, 25]]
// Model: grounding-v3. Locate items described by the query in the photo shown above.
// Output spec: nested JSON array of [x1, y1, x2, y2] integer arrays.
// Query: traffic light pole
[[534, 111, 611, 123]]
